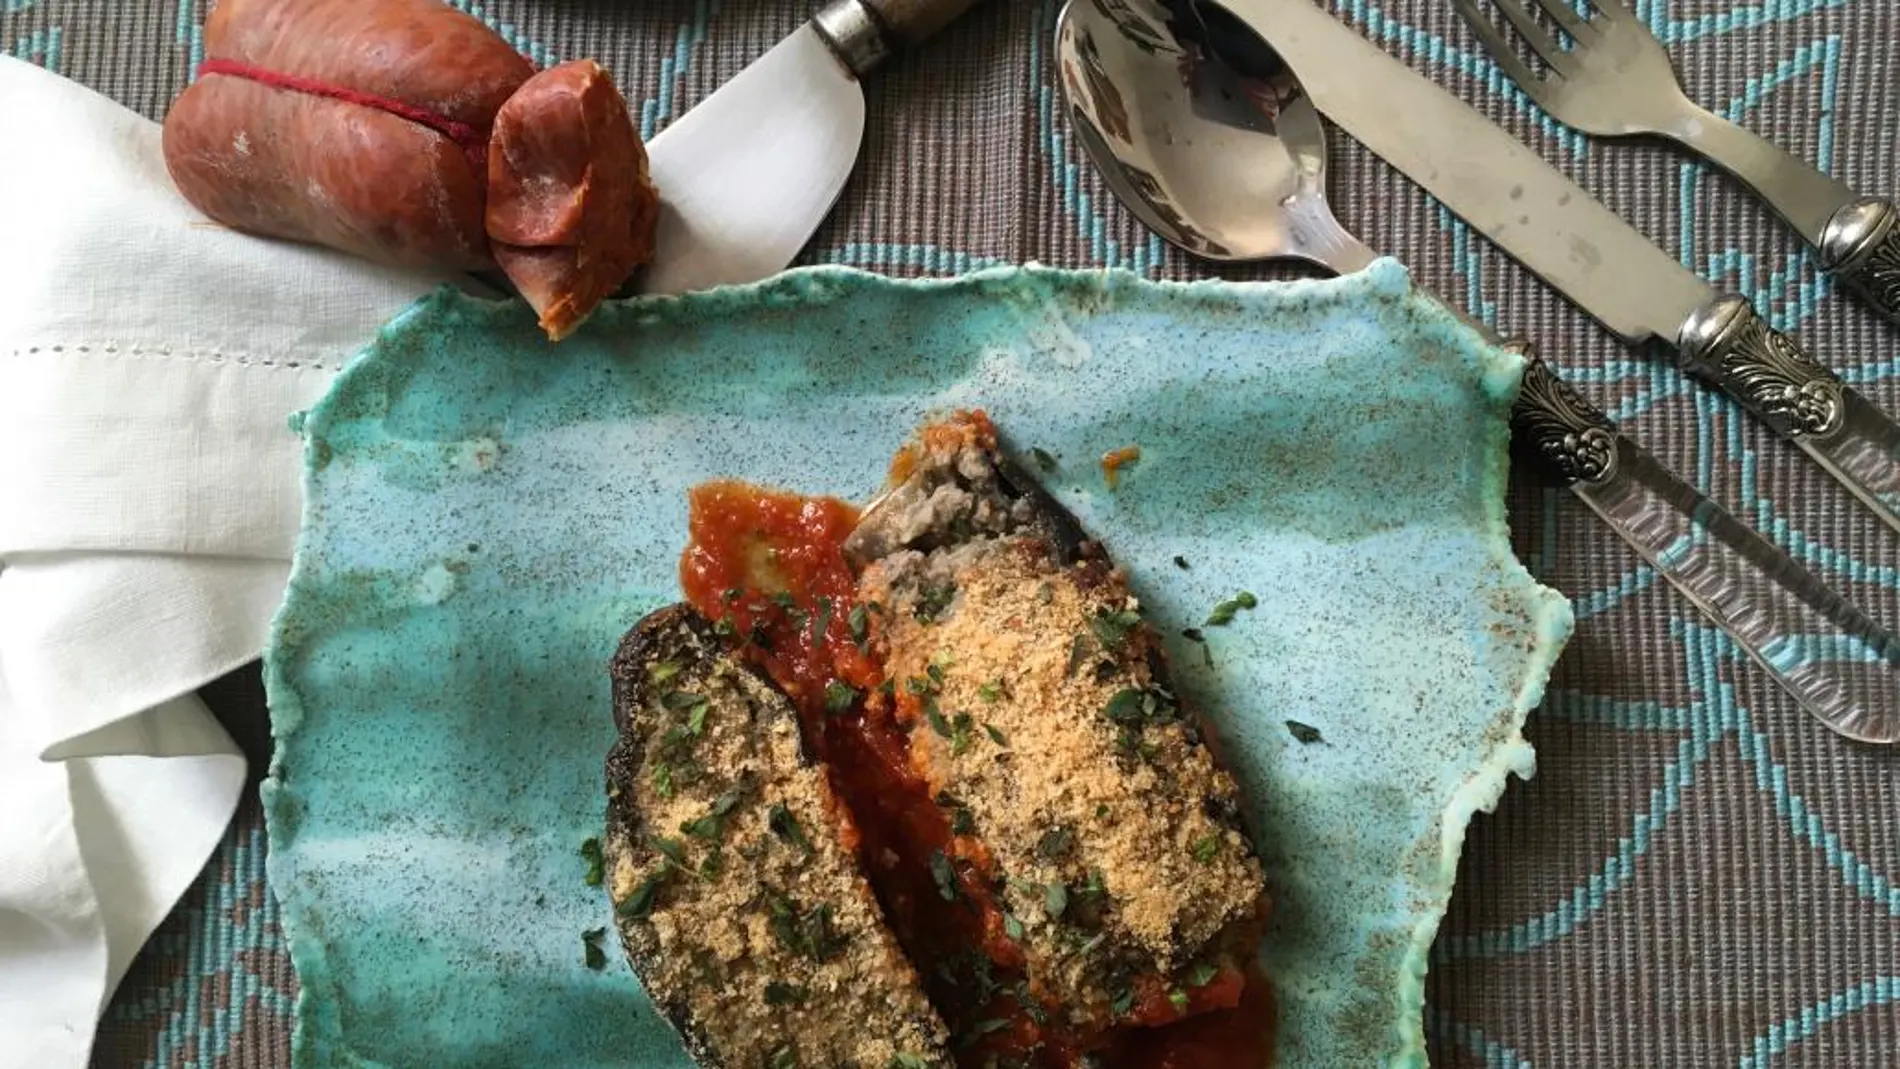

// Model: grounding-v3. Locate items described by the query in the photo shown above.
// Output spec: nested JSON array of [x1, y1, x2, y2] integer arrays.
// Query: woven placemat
[[5, 1, 1893, 1065]]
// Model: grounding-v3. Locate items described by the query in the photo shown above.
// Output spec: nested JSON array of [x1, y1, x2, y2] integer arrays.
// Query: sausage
[[160, 0, 657, 339], [488, 61, 659, 341]]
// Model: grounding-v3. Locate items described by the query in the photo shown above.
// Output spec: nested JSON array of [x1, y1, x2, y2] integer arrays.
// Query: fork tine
[[1532, 0, 1596, 42], [1452, 0, 1556, 91], [1587, 0, 1638, 20], [1474, 0, 1578, 76]]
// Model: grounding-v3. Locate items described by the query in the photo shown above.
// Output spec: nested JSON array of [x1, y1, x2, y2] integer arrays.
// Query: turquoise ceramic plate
[[263, 261, 1572, 1069]]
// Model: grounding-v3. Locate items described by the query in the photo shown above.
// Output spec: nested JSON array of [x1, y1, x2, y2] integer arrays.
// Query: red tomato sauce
[[680, 479, 1273, 1068]]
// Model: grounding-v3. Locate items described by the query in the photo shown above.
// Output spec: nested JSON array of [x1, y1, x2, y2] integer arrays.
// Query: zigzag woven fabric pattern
[[7, 0, 1895, 1065]]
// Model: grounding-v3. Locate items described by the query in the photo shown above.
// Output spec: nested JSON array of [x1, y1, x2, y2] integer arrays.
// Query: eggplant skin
[[603, 604, 951, 1069], [849, 413, 1269, 1030]]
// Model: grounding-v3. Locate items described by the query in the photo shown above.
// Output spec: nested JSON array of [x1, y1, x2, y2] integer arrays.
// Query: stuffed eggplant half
[[605, 413, 1273, 1069]]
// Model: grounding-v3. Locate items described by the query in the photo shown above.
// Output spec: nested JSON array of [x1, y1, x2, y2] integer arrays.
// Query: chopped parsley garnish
[[1043, 881, 1069, 919], [984, 723, 1009, 746], [1287, 719, 1325, 745], [1102, 688, 1149, 725], [1169, 989, 1190, 1013], [848, 603, 872, 648], [763, 981, 809, 1007], [681, 788, 745, 841], [1015, 983, 1050, 1024], [1077, 869, 1108, 900], [700, 847, 724, 879], [648, 660, 682, 685], [766, 893, 848, 963], [768, 1044, 799, 1069], [1036, 581, 1055, 604], [661, 689, 707, 713], [1191, 834, 1222, 863], [651, 835, 689, 869], [1095, 803, 1110, 820], [1111, 984, 1137, 1016], [811, 596, 833, 647], [926, 661, 947, 684], [914, 583, 957, 623], [1004, 913, 1026, 941], [1205, 590, 1260, 627], [1088, 608, 1142, 650], [951, 807, 977, 836], [978, 679, 1005, 702], [1030, 447, 1060, 472], [1101, 687, 1177, 732], [579, 837, 604, 886], [768, 803, 814, 855], [582, 927, 608, 971], [950, 712, 976, 755], [889, 1055, 933, 1069], [680, 814, 722, 840], [650, 762, 675, 798], [824, 679, 860, 716], [722, 587, 743, 603], [930, 850, 960, 902], [616, 872, 664, 920], [712, 616, 738, 639], [925, 703, 953, 739], [1187, 961, 1221, 988], [1037, 826, 1076, 861]]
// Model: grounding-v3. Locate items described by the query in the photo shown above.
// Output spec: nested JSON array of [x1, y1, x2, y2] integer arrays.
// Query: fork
[[1453, 0, 1900, 323]]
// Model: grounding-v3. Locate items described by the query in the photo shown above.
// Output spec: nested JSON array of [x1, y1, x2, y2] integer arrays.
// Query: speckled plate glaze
[[262, 261, 1572, 1069]]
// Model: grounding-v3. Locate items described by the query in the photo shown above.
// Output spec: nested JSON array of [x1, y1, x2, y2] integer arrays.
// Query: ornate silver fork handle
[[1819, 198, 1900, 321], [1506, 350, 1900, 744], [1666, 111, 1900, 321], [1674, 294, 1900, 532]]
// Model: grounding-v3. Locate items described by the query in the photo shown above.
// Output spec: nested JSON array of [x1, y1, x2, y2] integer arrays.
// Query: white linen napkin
[[0, 56, 474, 1068]]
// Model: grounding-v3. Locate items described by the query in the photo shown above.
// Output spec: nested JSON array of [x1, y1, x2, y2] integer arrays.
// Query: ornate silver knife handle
[[1820, 197, 1900, 323], [1677, 295, 1900, 535], [1505, 346, 1900, 744]]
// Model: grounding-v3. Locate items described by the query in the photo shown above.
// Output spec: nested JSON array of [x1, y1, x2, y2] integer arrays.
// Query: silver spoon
[[1056, 0, 1900, 744]]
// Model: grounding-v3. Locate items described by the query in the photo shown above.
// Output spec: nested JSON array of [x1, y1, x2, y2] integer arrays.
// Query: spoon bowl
[[1055, 0, 1374, 272]]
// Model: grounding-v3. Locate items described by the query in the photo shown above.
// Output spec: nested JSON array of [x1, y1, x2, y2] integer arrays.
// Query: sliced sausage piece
[[488, 61, 658, 341], [604, 604, 953, 1069]]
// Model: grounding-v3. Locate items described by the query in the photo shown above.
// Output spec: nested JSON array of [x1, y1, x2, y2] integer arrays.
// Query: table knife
[[640, 0, 981, 296], [1217, 0, 1900, 538], [1511, 354, 1900, 744]]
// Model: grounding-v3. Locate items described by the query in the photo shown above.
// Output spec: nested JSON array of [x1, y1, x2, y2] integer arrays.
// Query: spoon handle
[[1505, 346, 1900, 744]]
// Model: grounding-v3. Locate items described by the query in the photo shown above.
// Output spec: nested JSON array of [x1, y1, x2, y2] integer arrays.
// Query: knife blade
[[1216, 0, 1900, 536], [640, 0, 981, 296]]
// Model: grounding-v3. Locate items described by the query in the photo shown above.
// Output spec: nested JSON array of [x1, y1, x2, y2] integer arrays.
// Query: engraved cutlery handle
[[1506, 348, 1900, 744], [1677, 295, 1900, 536], [1820, 197, 1900, 323]]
